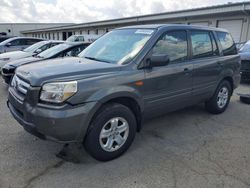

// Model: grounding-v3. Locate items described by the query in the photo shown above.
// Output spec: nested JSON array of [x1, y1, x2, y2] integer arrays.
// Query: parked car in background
[[0, 36, 15, 43], [7, 25, 240, 161], [2, 42, 90, 84], [66, 34, 100, 43], [239, 41, 250, 81], [0, 37, 43, 54], [0, 40, 63, 72], [236, 42, 246, 50]]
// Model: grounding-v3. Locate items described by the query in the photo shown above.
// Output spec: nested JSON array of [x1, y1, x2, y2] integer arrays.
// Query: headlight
[[40, 81, 77, 103]]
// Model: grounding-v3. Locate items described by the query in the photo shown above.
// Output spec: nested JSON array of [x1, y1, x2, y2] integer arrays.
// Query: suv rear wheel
[[84, 103, 136, 161], [205, 80, 232, 114]]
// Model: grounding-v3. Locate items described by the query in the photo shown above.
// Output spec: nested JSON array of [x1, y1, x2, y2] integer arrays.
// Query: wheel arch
[[81, 92, 144, 142]]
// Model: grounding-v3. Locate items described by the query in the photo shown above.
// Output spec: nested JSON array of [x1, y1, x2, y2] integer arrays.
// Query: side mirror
[[145, 54, 170, 68], [5, 43, 11, 47]]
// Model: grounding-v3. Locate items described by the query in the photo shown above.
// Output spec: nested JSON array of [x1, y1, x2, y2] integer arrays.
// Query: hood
[[0, 51, 32, 62], [239, 52, 250, 60], [7, 56, 40, 67], [16, 57, 121, 86]]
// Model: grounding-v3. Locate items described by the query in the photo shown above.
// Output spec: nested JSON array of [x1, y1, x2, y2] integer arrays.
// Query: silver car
[[0, 37, 43, 54], [0, 40, 63, 71]]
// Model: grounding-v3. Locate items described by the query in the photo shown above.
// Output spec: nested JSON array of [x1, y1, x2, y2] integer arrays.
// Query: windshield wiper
[[84, 56, 111, 64]]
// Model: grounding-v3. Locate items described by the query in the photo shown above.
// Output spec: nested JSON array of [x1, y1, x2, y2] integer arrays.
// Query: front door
[[143, 30, 193, 118]]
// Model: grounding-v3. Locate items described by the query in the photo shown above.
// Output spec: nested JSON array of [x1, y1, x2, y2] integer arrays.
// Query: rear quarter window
[[216, 31, 237, 56]]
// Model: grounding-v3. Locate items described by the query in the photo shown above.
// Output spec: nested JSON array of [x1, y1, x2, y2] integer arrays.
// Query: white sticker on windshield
[[135, 29, 154, 35]]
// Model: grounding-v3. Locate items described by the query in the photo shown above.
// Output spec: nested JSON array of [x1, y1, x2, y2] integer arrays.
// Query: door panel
[[190, 30, 222, 101], [142, 30, 193, 118], [143, 62, 193, 117], [191, 57, 222, 99]]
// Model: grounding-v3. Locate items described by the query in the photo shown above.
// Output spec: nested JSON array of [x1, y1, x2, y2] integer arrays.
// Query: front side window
[[79, 29, 155, 64], [152, 31, 188, 63], [190, 31, 214, 59], [8, 39, 22, 46], [216, 31, 237, 56]]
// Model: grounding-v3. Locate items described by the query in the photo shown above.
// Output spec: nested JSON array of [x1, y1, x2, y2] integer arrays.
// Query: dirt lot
[[0, 81, 250, 188]]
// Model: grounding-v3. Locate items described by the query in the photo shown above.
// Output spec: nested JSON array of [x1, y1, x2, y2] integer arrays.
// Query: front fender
[[88, 85, 144, 110], [73, 85, 144, 142]]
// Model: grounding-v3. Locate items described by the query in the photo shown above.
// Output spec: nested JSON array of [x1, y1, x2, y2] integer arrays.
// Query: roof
[[22, 1, 250, 34], [119, 24, 228, 32]]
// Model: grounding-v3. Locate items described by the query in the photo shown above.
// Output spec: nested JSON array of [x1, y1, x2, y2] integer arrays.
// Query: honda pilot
[[7, 25, 241, 161]]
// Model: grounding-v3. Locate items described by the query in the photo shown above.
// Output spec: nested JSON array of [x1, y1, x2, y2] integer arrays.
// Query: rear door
[[190, 30, 222, 101], [143, 30, 194, 117]]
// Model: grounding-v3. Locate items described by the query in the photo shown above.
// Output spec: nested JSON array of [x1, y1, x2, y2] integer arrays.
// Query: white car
[[0, 40, 63, 71]]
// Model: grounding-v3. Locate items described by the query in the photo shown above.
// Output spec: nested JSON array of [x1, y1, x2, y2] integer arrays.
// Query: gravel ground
[[0, 81, 250, 188]]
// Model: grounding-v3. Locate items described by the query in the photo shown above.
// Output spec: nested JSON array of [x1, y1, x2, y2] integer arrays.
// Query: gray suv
[[7, 25, 241, 161]]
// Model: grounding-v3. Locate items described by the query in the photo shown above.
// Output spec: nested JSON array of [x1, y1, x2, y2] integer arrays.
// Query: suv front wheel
[[84, 103, 137, 161], [205, 80, 232, 114]]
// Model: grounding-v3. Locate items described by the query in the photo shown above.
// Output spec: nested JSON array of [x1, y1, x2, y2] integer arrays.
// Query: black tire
[[84, 103, 137, 161], [205, 80, 232, 114]]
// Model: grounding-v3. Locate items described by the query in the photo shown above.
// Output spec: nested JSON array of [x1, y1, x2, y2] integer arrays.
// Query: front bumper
[[7, 86, 97, 143]]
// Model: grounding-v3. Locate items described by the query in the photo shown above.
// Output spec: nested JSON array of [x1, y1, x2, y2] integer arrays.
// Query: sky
[[0, 0, 248, 23]]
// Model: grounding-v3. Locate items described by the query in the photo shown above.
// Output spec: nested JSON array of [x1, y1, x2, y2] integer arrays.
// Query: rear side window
[[152, 31, 188, 63], [216, 31, 237, 56], [25, 39, 41, 45], [190, 31, 214, 59]]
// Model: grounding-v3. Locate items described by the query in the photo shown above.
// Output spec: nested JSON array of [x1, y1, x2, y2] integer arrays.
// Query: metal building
[[0, 23, 72, 37], [21, 2, 250, 43]]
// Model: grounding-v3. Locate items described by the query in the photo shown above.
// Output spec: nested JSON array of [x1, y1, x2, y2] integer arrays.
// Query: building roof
[[21, 1, 250, 34]]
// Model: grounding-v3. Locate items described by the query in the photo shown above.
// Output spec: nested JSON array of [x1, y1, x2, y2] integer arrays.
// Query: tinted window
[[216, 31, 237, 56], [152, 31, 188, 63], [190, 31, 214, 59], [25, 39, 41, 45], [8, 39, 23, 46]]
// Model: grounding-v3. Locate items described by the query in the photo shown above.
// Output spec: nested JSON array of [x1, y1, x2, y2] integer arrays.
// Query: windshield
[[240, 42, 250, 53], [38, 43, 71, 58], [23, 41, 47, 53], [78, 29, 155, 64]]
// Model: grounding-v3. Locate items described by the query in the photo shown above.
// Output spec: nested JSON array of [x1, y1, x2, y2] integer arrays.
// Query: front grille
[[241, 60, 250, 70], [11, 75, 30, 96]]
